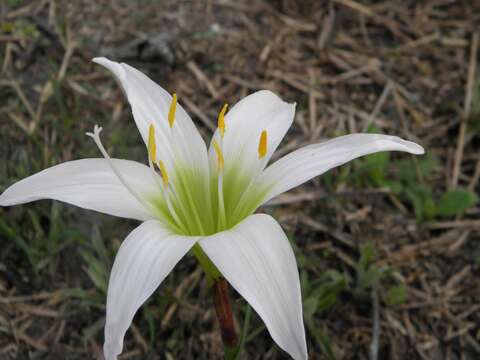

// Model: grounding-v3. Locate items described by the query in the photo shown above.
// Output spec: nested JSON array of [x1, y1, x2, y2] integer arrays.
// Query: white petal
[[199, 214, 307, 360], [259, 133, 425, 203], [0, 158, 158, 221], [104, 220, 197, 360], [92, 57, 209, 178], [210, 90, 295, 176]]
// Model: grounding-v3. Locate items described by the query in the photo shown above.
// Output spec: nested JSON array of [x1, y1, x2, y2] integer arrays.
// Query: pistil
[[86, 125, 153, 214]]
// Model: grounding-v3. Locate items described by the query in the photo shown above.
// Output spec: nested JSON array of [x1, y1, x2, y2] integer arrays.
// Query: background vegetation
[[0, 1, 479, 359]]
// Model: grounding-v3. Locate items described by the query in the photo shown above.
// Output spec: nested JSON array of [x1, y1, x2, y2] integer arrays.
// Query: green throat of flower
[[149, 160, 269, 237]]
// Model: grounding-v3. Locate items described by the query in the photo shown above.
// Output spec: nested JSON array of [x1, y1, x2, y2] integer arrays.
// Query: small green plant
[[354, 243, 408, 307], [79, 226, 111, 296], [351, 137, 478, 222], [436, 189, 478, 217], [355, 243, 386, 290], [67, 227, 113, 310], [1, 19, 38, 37], [303, 270, 348, 319], [0, 202, 83, 276], [6, 0, 27, 7], [397, 158, 477, 220], [385, 285, 408, 307], [298, 250, 347, 360]]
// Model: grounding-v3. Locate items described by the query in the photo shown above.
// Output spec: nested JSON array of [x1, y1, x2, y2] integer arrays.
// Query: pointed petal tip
[[410, 142, 425, 155], [92, 57, 123, 72], [92, 57, 121, 75], [92, 56, 111, 65], [397, 138, 425, 155], [375, 135, 424, 155], [259, 133, 426, 204], [92, 57, 127, 85]]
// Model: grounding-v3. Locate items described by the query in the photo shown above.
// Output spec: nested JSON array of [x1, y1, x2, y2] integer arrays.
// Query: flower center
[[88, 94, 271, 236]]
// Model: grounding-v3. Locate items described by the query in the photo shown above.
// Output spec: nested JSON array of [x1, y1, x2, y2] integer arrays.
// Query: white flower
[[0, 57, 424, 360]]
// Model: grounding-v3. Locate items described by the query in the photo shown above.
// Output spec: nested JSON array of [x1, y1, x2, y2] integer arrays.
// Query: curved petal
[[209, 91, 295, 214], [0, 158, 159, 221], [199, 214, 307, 360], [258, 133, 425, 203], [210, 90, 295, 172], [92, 57, 209, 180], [104, 220, 197, 360]]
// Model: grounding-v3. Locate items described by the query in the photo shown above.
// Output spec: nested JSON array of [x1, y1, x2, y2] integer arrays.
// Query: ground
[[0, 1, 479, 359]]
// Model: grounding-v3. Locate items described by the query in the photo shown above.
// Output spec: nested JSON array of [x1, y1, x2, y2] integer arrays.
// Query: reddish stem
[[213, 278, 238, 348]]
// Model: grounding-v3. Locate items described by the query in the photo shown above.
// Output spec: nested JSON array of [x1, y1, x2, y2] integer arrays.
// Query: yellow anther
[[148, 124, 157, 163], [258, 130, 267, 159], [212, 140, 225, 171], [168, 93, 177, 128], [158, 160, 169, 187], [217, 103, 228, 138]]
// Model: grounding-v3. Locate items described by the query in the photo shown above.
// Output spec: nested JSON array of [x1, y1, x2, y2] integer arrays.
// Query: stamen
[[161, 185, 185, 231], [211, 140, 226, 228], [157, 160, 169, 187], [168, 93, 177, 128], [136, 124, 182, 231], [258, 130, 267, 159], [212, 140, 225, 171], [217, 104, 228, 138], [146, 125, 166, 192], [216, 171, 226, 229], [148, 124, 157, 163], [86, 125, 151, 212]]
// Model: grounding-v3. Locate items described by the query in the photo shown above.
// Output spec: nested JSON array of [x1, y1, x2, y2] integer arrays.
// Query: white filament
[[217, 172, 226, 229], [86, 125, 152, 214]]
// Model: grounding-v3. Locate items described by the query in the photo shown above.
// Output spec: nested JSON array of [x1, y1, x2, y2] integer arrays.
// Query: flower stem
[[192, 244, 221, 282], [213, 278, 239, 358]]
